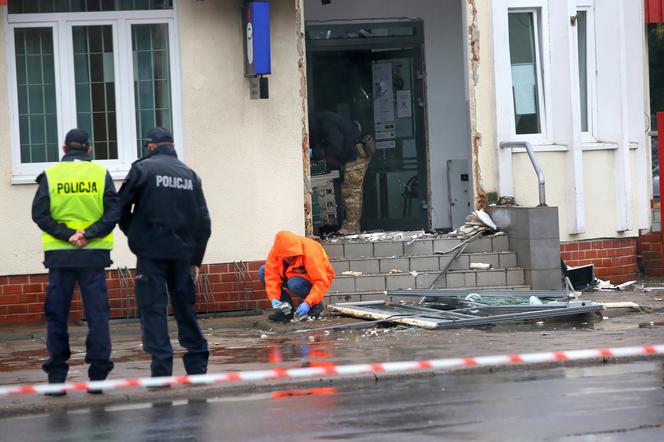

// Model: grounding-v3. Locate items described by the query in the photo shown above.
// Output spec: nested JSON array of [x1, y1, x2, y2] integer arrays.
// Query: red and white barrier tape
[[1, 344, 662, 397]]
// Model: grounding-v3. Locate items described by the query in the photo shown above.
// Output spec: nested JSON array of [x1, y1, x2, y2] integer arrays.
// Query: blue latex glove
[[271, 299, 281, 309], [295, 302, 311, 318]]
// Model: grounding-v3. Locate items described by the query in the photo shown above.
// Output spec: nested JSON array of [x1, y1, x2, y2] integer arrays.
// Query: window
[[7, 2, 178, 182], [508, 10, 545, 135], [574, 4, 596, 140]]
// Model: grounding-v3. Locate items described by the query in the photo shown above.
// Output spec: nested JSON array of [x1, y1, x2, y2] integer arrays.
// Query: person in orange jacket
[[258, 230, 336, 322]]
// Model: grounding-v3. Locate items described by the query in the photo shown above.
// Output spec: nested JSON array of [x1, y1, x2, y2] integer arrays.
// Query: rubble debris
[[327, 289, 603, 330], [599, 302, 641, 311], [563, 259, 636, 292], [469, 262, 492, 270], [341, 271, 363, 277], [450, 209, 498, 237], [388, 268, 403, 273]]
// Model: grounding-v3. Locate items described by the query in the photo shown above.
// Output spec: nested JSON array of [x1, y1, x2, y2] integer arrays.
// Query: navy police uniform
[[31, 129, 118, 384], [118, 128, 211, 377]]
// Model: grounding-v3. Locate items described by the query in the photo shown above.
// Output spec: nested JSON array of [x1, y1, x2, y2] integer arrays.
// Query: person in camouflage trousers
[[339, 135, 375, 235]]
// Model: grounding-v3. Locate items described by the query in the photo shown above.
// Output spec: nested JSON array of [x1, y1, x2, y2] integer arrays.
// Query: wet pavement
[[1, 288, 664, 416], [0, 361, 662, 441]]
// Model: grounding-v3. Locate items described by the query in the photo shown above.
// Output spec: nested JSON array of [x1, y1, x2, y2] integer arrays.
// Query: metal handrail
[[500, 141, 547, 206]]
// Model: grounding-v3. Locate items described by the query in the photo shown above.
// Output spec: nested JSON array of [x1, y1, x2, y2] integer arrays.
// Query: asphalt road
[[1, 361, 663, 442]]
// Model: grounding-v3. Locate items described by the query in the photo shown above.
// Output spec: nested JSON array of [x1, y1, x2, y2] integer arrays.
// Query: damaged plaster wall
[[296, 0, 313, 236], [471, 0, 499, 207], [465, 0, 487, 209]]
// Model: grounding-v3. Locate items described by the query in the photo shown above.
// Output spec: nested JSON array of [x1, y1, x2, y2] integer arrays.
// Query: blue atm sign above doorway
[[243, 1, 271, 76]]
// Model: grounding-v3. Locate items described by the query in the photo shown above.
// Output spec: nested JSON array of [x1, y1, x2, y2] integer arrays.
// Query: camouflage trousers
[[340, 154, 371, 234]]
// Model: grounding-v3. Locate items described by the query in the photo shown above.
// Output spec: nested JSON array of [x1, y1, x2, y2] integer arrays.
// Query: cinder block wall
[[560, 239, 637, 283], [0, 262, 268, 324]]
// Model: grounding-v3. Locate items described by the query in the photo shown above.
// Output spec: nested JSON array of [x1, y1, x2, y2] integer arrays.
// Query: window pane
[[508, 12, 542, 135], [73, 25, 118, 160], [577, 11, 589, 133], [14, 28, 59, 163], [9, 0, 173, 13], [132, 23, 172, 157]]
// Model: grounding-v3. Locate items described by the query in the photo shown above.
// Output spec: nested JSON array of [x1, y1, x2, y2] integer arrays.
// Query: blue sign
[[243, 1, 271, 77]]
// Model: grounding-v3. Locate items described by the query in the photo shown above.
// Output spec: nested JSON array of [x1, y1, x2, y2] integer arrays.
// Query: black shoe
[[147, 385, 172, 391], [45, 390, 67, 397], [268, 310, 294, 323], [87, 389, 104, 395], [309, 302, 325, 318]]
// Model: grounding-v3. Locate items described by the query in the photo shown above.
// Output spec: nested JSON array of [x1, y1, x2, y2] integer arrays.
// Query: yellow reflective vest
[[42, 161, 113, 251]]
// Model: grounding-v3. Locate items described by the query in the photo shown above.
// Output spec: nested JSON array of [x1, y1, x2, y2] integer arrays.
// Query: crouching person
[[259, 231, 336, 322]]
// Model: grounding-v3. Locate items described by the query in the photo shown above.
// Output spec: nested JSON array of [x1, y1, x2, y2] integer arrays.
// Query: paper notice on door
[[396, 90, 412, 118], [376, 140, 396, 149], [375, 130, 396, 140], [372, 63, 395, 124]]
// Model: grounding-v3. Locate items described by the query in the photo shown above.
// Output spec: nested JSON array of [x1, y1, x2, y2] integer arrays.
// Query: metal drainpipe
[[499, 141, 547, 207]]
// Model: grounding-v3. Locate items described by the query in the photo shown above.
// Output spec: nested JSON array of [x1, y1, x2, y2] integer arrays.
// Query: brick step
[[326, 285, 532, 305], [330, 251, 518, 274], [328, 267, 526, 294], [322, 235, 510, 260]]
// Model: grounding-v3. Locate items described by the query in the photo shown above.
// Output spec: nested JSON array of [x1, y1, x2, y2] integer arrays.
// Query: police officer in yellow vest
[[32, 129, 119, 395]]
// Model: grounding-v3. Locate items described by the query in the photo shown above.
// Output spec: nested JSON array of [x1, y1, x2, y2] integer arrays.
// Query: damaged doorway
[[306, 21, 428, 231]]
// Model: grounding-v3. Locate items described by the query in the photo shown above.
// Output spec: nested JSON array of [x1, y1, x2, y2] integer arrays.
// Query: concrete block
[[529, 238, 562, 269], [448, 255, 469, 270], [526, 269, 564, 290], [492, 235, 510, 252], [386, 274, 416, 290], [349, 259, 380, 275], [416, 273, 442, 289], [476, 270, 506, 287], [499, 252, 518, 269], [512, 238, 532, 268], [373, 241, 404, 257], [446, 272, 467, 288], [506, 269, 525, 285], [410, 256, 440, 271], [323, 243, 344, 259], [464, 237, 493, 253], [329, 277, 355, 293], [433, 238, 462, 253], [379, 257, 409, 274], [355, 275, 386, 292], [405, 240, 434, 256], [468, 253, 499, 269], [331, 260, 349, 274], [344, 243, 373, 259], [527, 208, 560, 239]]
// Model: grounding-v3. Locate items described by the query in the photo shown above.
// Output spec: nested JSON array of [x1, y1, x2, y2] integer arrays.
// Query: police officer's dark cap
[[144, 127, 174, 145], [64, 128, 90, 148]]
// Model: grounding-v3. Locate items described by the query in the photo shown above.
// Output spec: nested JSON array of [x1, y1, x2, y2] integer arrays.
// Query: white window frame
[[6, 8, 182, 184], [504, 1, 552, 144], [574, 2, 598, 143]]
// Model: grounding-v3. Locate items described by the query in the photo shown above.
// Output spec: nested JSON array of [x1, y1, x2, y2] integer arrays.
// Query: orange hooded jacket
[[263, 231, 336, 306]]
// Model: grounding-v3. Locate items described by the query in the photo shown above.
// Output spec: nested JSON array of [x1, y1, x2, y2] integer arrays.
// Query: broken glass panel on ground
[[326, 289, 603, 330]]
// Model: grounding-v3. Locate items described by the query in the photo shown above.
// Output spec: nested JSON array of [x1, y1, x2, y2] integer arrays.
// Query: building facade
[[0, 0, 651, 323]]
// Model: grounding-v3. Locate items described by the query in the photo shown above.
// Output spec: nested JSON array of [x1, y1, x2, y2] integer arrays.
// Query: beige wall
[[0, 1, 306, 276], [473, 0, 648, 243]]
